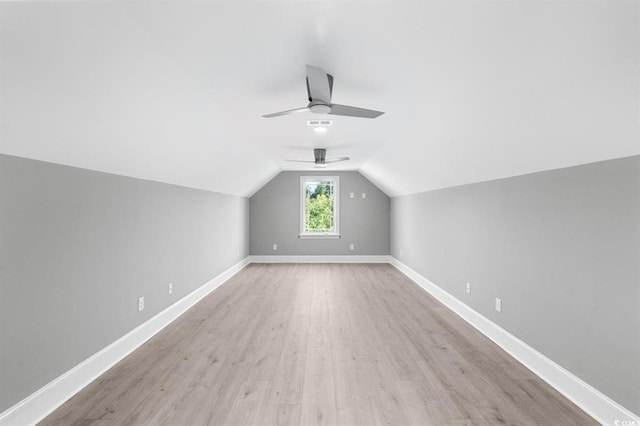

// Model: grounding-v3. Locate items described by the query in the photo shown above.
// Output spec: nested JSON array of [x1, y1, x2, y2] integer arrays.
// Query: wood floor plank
[[41, 263, 597, 425], [300, 266, 337, 425]]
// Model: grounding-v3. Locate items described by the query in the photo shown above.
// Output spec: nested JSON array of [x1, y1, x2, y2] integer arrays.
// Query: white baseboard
[[249, 255, 391, 263], [0, 257, 250, 426], [390, 257, 639, 426]]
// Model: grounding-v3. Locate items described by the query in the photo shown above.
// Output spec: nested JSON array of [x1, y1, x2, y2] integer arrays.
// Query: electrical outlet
[[349, 243, 355, 251], [361, 193, 366, 199], [168, 283, 173, 294], [400, 249, 403, 256], [349, 192, 354, 199], [138, 297, 145, 312], [495, 297, 502, 312], [466, 283, 471, 294], [272, 243, 278, 251]]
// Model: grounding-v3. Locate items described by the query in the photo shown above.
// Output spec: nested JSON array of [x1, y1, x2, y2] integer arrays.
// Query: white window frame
[[299, 176, 340, 239]]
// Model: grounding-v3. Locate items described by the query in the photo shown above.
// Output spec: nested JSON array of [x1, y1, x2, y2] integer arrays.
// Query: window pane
[[304, 180, 334, 233]]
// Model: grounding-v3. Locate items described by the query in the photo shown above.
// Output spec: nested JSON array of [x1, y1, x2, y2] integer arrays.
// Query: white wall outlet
[[349, 192, 354, 199], [138, 297, 145, 312], [361, 192, 366, 199], [400, 249, 403, 256], [272, 243, 278, 251], [349, 243, 355, 251], [466, 283, 471, 294], [495, 297, 502, 312], [168, 282, 173, 294]]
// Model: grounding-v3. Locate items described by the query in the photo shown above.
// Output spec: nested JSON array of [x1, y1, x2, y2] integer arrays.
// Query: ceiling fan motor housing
[[314, 148, 327, 164]]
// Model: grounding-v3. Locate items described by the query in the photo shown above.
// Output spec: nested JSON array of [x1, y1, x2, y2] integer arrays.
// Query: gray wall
[[251, 171, 389, 255], [0, 154, 250, 412], [391, 155, 640, 414]]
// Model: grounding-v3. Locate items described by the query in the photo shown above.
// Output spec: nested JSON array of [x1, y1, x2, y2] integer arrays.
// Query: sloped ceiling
[[1, 1, 638, 197]]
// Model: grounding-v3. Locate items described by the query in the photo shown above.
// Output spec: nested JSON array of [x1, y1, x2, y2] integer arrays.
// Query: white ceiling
[[1, 1, 638, 197]]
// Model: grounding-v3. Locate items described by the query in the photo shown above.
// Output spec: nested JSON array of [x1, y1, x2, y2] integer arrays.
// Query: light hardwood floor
[[41, 264, 596, 425]]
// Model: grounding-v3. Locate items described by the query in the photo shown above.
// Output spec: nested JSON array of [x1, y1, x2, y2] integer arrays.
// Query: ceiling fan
[[287, 148, 349, 168], [263, 65, 384, 119]]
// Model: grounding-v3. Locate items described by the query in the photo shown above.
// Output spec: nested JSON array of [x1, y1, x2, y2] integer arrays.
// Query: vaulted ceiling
[[1, 1, 638, 197]]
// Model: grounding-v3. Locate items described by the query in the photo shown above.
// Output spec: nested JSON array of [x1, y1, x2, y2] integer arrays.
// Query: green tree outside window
[[305, 182, 334, 233]]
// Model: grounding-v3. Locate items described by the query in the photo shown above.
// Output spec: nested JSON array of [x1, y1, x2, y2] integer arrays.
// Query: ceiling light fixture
[[313, 126, 328, 133]]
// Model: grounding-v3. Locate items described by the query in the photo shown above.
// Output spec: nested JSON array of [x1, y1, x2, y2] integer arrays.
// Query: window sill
[[299, 234, 341, 240]]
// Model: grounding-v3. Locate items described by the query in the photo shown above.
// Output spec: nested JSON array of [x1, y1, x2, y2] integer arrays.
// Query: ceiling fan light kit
[[263, 65, 384, 119], [309, 104, 331, 114]]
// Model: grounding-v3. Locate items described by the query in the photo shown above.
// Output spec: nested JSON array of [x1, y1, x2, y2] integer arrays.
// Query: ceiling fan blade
[[306, 65, 332, 104], [262, 107, 309, 118], [285, 159, 316, 163], [324, 156, 350, 163], [328, 104, 384, 118]]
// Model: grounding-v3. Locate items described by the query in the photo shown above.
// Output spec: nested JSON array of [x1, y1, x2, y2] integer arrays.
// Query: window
[[300, 176, 340, 238]]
